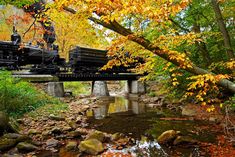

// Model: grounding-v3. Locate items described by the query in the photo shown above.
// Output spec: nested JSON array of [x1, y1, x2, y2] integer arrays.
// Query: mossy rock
[[78, 139, 104, 155], [157, 130, 179, 144], [65, 141, 78, 151], [86, 131, 105, 142], [16, 142, 38, 152], [0, 138, 18, 151]]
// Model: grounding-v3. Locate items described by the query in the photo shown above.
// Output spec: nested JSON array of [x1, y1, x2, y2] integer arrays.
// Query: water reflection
[[87, 96, 146, 119]]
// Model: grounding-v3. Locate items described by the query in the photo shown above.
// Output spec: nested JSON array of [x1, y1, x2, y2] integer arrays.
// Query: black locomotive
[[0, 32, 142, 74], [0, 31, 65, 74]]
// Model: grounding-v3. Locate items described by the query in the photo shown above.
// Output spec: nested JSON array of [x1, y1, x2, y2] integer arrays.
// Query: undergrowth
[[0, 70, 61, 117], [64, 81, 90, 95]]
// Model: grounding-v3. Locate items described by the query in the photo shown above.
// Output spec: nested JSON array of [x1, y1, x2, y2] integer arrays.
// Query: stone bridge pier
[[47, 82, 64, 97], [91, 81, 110, 96], [91, 80, 146, 97], [124, 80, 146, 94], [47, 80, 146, 97]]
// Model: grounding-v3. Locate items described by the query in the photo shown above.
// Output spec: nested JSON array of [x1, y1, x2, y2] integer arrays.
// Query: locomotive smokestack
[[11, 26, 21, 45]]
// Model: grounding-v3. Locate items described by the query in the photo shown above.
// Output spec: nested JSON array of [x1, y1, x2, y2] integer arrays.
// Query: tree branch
[[23, 17, 37, 37]]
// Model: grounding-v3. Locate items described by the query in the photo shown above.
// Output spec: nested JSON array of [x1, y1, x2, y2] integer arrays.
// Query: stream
[[86, 96, 220, 156]]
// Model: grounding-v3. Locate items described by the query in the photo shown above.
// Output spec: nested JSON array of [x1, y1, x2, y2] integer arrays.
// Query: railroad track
[[12, 72, 142, 82]]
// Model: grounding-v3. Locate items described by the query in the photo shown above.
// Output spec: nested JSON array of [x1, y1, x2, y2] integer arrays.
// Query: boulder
[[16, 142, 38, 152], [46, 138, 59, 148], [78, 139, 104, 155], [0, 133, 31, 151], [173, 136, 198, 145], [157, 130, 179, 144], [65, 141, 78, 151], [3, 133, 22, 139], [86, 131, 105, 142], [15, 136, 31, 143], [2, 133, 31, 143], [0, 138, 17, 151]]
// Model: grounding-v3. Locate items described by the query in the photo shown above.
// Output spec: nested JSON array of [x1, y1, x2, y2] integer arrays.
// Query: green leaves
[[0, 71, 58, 117], [0, 0, 38, 7]]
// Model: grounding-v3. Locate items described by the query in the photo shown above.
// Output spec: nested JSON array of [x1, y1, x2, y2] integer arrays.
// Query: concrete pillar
[[92, 81, 109, 96], [48, 82, 64, 97], [125, 80, 146, 94], [124, 80, 132, 93]]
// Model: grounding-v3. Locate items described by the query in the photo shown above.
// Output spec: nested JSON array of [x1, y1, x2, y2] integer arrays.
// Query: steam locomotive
[[0, 32, 141, 74]]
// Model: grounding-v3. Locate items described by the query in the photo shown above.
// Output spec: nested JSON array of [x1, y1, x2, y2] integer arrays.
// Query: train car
[[69, 46, 108, 73]]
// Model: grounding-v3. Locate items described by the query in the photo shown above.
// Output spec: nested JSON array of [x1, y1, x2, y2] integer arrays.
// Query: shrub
[[0, 71, 59, 117]]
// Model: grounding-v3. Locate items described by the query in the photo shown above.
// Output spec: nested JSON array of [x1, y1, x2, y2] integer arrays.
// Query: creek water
[[86, 96, 218, 156]]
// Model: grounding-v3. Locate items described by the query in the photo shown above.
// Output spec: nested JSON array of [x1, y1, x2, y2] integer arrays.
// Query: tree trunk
[[192, 24, 212, 66], [211, 0, 234, 59]]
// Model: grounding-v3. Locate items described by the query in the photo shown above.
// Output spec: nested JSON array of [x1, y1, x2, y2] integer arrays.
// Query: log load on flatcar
[[69, 46, 108, 73]]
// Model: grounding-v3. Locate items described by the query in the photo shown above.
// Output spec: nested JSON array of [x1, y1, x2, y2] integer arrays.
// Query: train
[[0, 32, 143, 74]]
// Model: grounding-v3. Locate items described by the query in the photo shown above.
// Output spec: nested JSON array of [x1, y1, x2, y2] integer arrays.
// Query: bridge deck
[[56, 73, 140, 81], [13, 72, 141, 82]]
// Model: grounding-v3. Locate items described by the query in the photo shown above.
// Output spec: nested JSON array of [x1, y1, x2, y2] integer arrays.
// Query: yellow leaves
[[220, 103, 223, 108], [185, 73, 228, 112], [225, 60, 235, 70], [201, 102, 206, 106], [167, 50, 193, 69], [154, 32, 202, 50], [206, 105, 215, 112], [172, 81, 179, 86], [46, 5, 108, 59], [52, 0, 190, 25]]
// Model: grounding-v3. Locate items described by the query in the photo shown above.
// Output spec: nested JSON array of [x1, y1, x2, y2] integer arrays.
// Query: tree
[[211, 0, 234, 59], [54, 0, 235, 94]]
